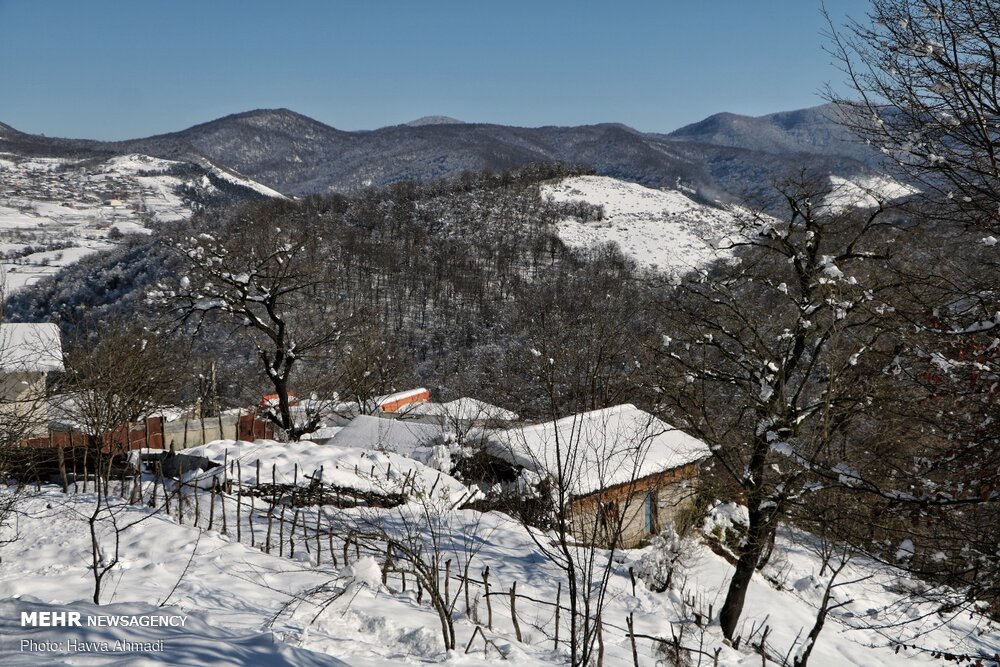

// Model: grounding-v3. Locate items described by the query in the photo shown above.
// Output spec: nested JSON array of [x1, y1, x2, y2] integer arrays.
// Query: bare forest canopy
[[5, 164, 638, 411]]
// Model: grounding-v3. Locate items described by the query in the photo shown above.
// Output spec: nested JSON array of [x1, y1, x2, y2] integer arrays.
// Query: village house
[[0, 323, 63, 438], [479, 404, 710, 548]]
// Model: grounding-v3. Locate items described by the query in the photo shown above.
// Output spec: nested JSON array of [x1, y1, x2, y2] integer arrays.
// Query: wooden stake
[[554, 581, 561, 650], [208, 480, 216, 530], [57, 447, 67, 494], [482, 568, 492, 630], [464, 560, 471, 618], [236, 461, 243, 543], [627, 614, 639, 667], [278, 505, 286, 557], [194, 484, 201, 527], [510, 582, 521, 642]]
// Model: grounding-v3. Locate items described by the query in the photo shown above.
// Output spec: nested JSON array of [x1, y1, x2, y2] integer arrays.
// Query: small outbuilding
[[480, 404, 710, 548], [0, 323, 63, 438], [376, 388, 430, 414]]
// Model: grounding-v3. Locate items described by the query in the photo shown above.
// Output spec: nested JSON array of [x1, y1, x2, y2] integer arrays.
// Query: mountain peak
[[175, 108, 342, 136], [405, 115, 465, 127]]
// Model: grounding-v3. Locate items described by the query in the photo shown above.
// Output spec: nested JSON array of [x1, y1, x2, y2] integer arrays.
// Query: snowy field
[[0, 439, 996, 666], [542, 174, 918, 277], [821, 174, 918, 214], [0, 153, 280, 292], [541, 176, 740, 275]]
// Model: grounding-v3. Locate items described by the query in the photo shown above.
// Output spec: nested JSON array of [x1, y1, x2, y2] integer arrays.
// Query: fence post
[[382, 544, 391, 585], [328, 523, 336, 567], [194, 484, 201, 527], [482, 567, 492, 630], [279, 505, 287, 557], [221, 482, 228, 535], [464, 560, 471, 618], [315, 510, 322, 565], [236, 461, 243, 543], [152, 459, 162, 509], [290, 509, 298, 558], [510, 582, 521, 642], [177, 480, 185, 525], [57, 447, 67, 494], [554, 581, 561, 651], [208, 480, 216, 530], [627, 613, 639, 667]]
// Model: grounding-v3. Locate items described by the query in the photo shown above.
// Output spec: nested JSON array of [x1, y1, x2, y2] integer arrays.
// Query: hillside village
[[0, 161, 996, 666], [0, 153, 278, 291], [2, 1, 1000, 665]]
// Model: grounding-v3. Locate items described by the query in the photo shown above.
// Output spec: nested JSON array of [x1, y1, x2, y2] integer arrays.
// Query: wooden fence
[[84, 462, 723, 667], [19, 413, 274, 452]]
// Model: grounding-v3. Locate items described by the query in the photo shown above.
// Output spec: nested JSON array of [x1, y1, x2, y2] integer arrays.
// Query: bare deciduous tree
[[55, 320, 182, 604], [654, 178, 898, 639], [155, 201, 353, 440]]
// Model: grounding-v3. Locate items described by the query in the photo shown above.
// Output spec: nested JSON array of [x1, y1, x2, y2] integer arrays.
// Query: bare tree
[[826, 0, 1000, 229], [653, 178, 899, 639], [154, 200, 353, 440], [0, 319, 62, 552], [54, 320, 182, 604], [828, 0, 1000, 622]]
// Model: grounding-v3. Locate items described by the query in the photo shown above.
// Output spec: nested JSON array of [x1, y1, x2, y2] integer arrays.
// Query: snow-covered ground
[[542, 175, 740, 275], [176, 438, 470, 502], [1, 438, 996, 665], [821, 174, 918, 214], [0, 152, 280, 291]]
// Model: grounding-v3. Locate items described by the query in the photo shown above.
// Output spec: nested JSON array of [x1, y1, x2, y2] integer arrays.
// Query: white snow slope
[[541, 175, 739, 275], [822, 174, 918, 214], [0, 459, 996, 665]]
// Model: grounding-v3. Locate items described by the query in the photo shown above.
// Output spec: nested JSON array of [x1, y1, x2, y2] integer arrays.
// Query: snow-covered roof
[[0, 323, 63, 373], [402, 397, 518, 422], [329, 415, 444, 459], [481, 404, 710, 496], [375, 388, 430, 412]]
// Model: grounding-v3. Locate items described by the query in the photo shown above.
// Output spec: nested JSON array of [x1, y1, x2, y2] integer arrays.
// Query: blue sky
[[0, 1, 872, 140]]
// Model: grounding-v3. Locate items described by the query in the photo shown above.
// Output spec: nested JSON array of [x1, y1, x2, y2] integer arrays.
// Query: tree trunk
[[719, 514, 773, 640]]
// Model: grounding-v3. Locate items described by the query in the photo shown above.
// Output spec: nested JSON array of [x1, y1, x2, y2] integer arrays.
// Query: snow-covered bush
[[635, 526, 690, 593], [702, 501, 748, 558]]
